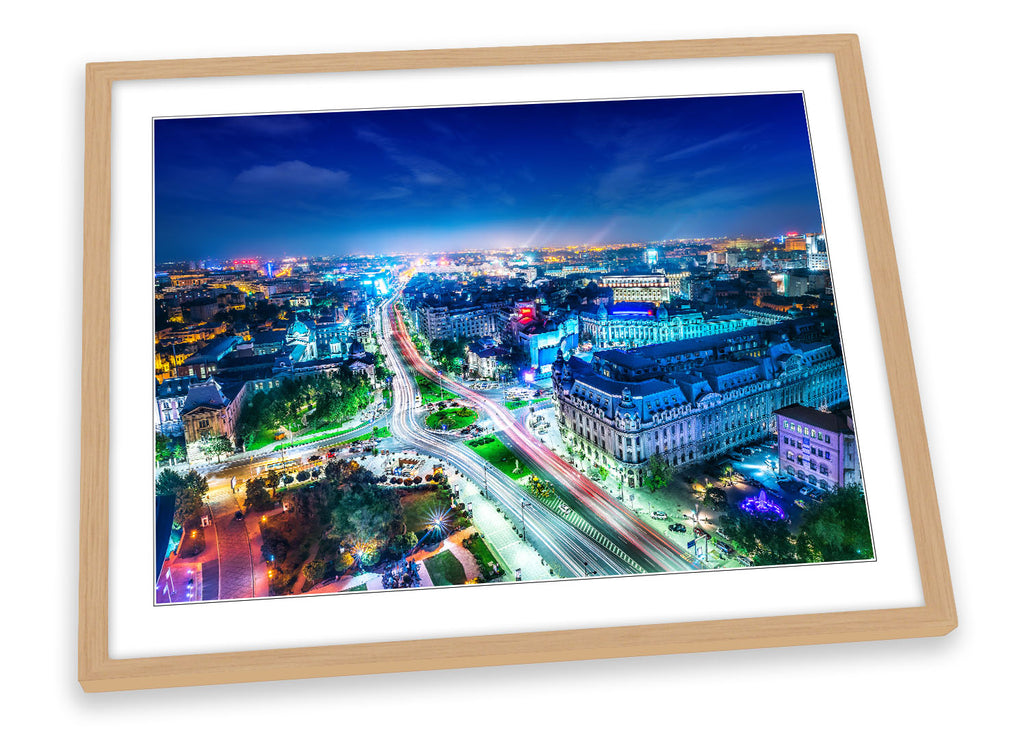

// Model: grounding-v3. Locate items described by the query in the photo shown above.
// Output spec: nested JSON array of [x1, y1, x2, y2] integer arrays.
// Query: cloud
[[234, 160, 349, 189], [657, 128, 758, 162], [367, 186, 413, 201], [356, 127, 462, 187], [595, 162, 648, 202]]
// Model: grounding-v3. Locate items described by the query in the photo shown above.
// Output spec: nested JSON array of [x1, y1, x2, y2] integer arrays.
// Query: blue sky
[[154, 93, 822, 262]]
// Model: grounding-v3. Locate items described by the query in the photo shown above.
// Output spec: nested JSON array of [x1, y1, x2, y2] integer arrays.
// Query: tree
[[265, 469, 280, 492], [156, 468, 186, 498], [720, 511, 795, 566], [155, 433, 184, 464], [158, 469, 208, 528], [797, 484, 873, 562], [327, 468, 403, 560], [244, 476, 273, 512], [646, 453, 672, 494], [703, 484, 728, 512], [302, 559, 326, 585], [200, 434, 234, 461]]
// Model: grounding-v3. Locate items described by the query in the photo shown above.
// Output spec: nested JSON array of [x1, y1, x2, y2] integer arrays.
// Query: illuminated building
[[551, 320, 849, 488], [599, 273, 671, 304], [467, 340, 506, 379], [177, 335, 241, 379], [784, 234, 808, 251], [807, 234, 829, 271], [774, 404, 860, 490], [509, 304, 580, 375], [155, 377, 192, 437], [578, 302, 757, 350], [284, 318, 317, 362], [415, 303, 506, 341], [181, 378, 248, 463]]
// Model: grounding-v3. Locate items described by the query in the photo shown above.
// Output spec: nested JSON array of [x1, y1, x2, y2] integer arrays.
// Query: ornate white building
[[578, 302, 757, 350], [552, 320, 849, 488]]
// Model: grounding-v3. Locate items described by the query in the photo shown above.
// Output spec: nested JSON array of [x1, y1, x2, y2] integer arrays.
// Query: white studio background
[[2, 1, 1018, 735]]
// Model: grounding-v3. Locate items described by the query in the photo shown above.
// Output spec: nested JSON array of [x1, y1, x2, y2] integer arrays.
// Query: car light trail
[[386, 288, 694, 574]]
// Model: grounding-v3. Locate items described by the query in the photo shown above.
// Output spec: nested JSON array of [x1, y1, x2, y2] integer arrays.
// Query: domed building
[[285, 318, 317, 362]]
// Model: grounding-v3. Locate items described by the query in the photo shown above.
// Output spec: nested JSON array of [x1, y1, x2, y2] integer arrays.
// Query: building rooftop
[[774, 404, 852, 434]]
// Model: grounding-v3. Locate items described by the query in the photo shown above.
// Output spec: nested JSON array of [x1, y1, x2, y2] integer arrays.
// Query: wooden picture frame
[[80, 34, 955, 692]]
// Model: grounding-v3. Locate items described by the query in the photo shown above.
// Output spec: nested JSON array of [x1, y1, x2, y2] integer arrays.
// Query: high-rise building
[[807, 234, 829, 271]]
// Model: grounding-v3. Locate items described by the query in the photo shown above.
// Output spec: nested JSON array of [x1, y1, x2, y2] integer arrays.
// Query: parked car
[[794, 499, 808, 510], [558, 502, 571, 515], [651, 510, 668, 520], [668, 523, 686, 533], [737, 555, 753, 566]]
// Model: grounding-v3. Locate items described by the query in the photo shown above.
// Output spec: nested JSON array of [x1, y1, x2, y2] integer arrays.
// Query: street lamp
[[520, 499, 534, 543]]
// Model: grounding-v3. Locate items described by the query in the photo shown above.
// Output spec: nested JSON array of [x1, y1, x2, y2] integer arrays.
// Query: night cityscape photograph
[[152, 92, 874, 604]]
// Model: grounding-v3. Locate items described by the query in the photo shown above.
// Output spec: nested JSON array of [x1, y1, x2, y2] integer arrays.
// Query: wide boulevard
[[382, 286, 695, 576]]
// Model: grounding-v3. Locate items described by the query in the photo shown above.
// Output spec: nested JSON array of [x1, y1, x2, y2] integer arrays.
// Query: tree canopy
[[235, 369, 371, 447], [646, 453, 673, 494], [429, 338, 468, 373], [797, 484, 873, 562], [720, 510, 795, 566], [244, 476, 274, 512], [156, 468, 208, 527]]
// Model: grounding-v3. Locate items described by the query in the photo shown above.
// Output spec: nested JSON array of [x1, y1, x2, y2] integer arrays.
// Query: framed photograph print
[[80, 34, 956, 692]]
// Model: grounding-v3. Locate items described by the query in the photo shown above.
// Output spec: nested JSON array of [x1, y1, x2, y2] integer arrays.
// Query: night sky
[[154, 93, 822, 262]]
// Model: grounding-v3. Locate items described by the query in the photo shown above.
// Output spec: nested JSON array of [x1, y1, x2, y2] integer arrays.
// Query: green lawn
[[416, 374, 458, 404], [348, 426, 393, 443], [465, 435, 533, 480], [464, 535, 503, 580], [246, 427, 283, 452], [401, 489, 448, 536], [345, 583, 368, 592], [504, 398, 549, 411], [423, 550, 467, 586], [272, 423, 374, 451], [425, 406, 478, 430]]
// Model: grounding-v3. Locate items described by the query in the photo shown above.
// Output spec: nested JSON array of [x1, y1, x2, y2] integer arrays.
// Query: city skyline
[[155, 93, 823, 262]]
